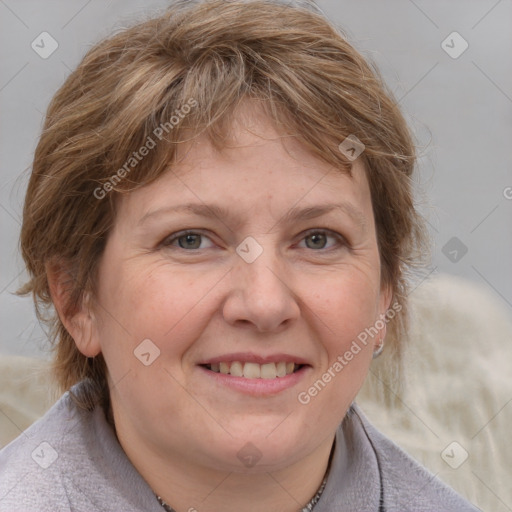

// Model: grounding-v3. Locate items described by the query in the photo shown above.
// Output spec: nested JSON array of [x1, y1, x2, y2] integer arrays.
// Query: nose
[[222, 247, 300, 333]]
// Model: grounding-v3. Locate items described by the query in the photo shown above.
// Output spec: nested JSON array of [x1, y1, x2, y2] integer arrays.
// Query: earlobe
[[68, 291, 102, 358], [46, 262, 102, 358]]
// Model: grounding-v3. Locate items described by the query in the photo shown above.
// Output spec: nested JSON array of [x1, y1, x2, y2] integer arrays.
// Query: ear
[[377, 282, 393, 342], [379, 282, 393, 316], [46, 261, 101, 358]]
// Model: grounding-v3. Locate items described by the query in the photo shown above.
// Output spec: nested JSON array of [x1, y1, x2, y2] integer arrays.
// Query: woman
[[0, 1, 478, 510]]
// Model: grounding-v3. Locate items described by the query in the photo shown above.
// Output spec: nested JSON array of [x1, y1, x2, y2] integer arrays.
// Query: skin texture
[[51, 102, 391, 512]]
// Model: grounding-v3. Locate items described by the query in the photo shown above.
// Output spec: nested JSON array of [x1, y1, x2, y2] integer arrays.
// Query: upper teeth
[[208, 361, 297, 379]]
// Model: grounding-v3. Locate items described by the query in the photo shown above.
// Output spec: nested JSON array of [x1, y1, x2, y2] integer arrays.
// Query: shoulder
[[0, 383, 161, 512], [0, 390, 84, 511], [349, 404, 480, 512]]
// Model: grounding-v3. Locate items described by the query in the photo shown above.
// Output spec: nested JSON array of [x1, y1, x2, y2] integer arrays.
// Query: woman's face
[[88, 104, 391, 473]]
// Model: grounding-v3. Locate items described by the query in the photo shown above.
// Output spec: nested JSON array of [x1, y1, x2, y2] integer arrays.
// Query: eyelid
[[160, 229, 215, 249], [295, 228, 348, 249], [159, 227, 348, 251]]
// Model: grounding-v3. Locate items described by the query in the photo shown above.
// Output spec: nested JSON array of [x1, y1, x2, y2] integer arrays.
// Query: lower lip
[[198, 365, 310, 396]]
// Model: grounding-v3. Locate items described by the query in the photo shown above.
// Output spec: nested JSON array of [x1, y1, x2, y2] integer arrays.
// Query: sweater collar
[[88, 394, 381, 512], [314, 404, 382, 512]]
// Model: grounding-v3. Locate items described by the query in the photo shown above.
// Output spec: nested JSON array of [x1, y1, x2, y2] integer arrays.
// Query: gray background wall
[[1, 0, 511, 358]]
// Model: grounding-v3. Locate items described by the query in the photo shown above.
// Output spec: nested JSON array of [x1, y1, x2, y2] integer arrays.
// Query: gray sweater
[[0, 383, 479, 511]]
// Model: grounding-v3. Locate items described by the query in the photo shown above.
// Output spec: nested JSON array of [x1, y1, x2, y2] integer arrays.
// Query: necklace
[[156, 473, 328, 512], [156, 436, 335, 512]]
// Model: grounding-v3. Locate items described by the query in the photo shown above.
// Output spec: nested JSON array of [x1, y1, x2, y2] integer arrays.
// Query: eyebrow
[[138, 202, 367, 233], [277, 203, 367, 233]]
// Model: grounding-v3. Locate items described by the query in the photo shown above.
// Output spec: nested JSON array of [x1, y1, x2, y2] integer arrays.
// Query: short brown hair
[[19, 0, 427, 408]]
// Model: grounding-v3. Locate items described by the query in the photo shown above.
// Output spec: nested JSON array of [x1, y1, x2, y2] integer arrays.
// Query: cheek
[[306, 272, 381, 396], [96, 263, 219, 358], [311, 272, 381, 344], [295, 274, 381, 428]]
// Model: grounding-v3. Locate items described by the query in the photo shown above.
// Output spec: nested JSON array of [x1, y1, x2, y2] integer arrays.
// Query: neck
[[119, 430, 335, 512]]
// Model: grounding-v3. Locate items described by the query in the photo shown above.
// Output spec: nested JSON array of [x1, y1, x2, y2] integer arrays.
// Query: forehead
[[117, 102, 372, 226]]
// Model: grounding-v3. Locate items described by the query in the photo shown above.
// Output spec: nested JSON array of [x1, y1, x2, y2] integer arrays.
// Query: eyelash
[[161, 230, 215, 251], [160, 229, 348, 252], [295, 229, 348, 252]]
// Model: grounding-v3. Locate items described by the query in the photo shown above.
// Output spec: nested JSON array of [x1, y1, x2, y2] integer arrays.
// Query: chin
[[200, 422, 312, 473]]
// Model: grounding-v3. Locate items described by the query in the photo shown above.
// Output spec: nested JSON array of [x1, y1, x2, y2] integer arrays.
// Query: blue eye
[[161, 229, 345, 253], [299, 230, 344, 250], [163, 231, 214, 250]]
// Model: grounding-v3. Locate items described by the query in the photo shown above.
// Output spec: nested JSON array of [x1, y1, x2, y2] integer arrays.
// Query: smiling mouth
[[201, 361, 304, 379]]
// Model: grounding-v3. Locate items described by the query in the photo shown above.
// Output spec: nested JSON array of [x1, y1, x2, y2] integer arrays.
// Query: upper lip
[[199, 352, 311, 366]]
